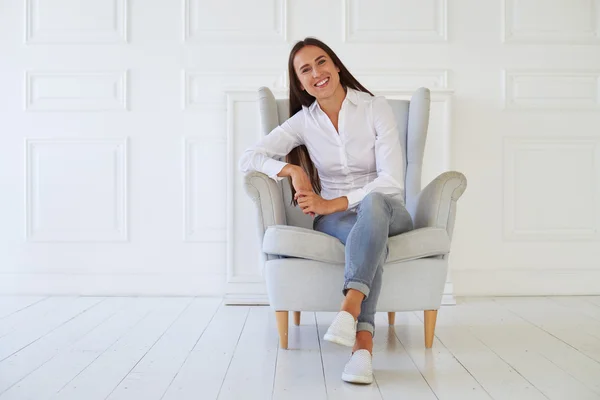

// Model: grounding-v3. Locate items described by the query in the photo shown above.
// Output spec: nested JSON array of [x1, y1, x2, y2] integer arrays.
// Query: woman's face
[[293, 45, 341, 101]]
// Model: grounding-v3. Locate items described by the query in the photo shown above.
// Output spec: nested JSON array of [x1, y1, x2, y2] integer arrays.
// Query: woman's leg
[[352, 258, 383, 353], [346, 193, 414, 341], [314, 192, 413, 349], [313, 210, 357, 245]]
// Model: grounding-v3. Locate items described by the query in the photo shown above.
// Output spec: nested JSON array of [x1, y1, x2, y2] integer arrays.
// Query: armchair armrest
[[243, 171, 287, 240], [409, 171, 467, 239]]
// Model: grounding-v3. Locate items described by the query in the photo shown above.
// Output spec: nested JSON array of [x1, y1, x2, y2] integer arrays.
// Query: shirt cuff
[[262, 158, 289, 182], [345, 188, 367, 209]]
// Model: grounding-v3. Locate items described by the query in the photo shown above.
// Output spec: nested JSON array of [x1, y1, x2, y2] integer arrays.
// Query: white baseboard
[[223, 293, 270, 305], [442, 281, 456, 305], [6, 269, 597, 297], [441, 294, 457, 305], [0, 273, 226, 296], [452, 269, 600, 296]]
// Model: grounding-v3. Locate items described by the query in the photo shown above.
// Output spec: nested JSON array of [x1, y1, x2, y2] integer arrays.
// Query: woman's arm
[[238, 111, 304, 180], [344, 96, 406, 208], [278, 164, 312, 193]]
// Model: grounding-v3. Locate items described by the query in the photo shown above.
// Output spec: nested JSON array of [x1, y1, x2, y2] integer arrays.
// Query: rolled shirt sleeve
[[238, 111, 304, 181]]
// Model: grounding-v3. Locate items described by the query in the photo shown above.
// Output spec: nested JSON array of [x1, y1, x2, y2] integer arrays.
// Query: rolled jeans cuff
[[343, 280, 371, 299], [357, 322, 375, 337]]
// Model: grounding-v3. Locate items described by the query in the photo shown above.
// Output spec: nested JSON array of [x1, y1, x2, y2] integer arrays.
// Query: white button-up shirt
[[239, 87, 405, 209]]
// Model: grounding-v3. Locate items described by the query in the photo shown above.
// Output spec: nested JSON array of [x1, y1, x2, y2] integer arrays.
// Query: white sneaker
[[342, 349, 374, 384], [323, 311, 357, 347]]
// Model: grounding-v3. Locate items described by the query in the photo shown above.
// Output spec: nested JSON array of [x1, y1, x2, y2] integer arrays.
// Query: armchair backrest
[[257, 87, 431, 229]]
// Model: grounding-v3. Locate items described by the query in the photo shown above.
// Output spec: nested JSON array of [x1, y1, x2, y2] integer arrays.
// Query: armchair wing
[[243, 171, 287, 260], [409, 171, 467, 238]]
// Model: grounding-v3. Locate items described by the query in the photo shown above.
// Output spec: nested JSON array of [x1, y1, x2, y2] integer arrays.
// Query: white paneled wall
[[25, 0, 129, 44], [25, 71, 129, 111], [0, 0, 599, 297], [503, 70, 600, 110], [502, 0, 600, 44], [25, 138, 129, 242], [343, 0, 448, 42], [503, 138, 600, 241]]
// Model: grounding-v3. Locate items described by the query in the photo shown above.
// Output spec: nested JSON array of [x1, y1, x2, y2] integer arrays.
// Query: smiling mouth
[[314, 77, 330, 88]]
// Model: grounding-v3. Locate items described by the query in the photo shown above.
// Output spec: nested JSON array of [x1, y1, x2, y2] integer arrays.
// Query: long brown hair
[[286, 37, 373, 205]]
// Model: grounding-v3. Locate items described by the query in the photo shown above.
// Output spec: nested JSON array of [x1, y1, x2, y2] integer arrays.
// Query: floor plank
[[0, 297, 162, 400], [392, 311, 493, 400], [271, 312, 327, 400], [0, 297, 75, 338], [581, 297, 600, 307], [217, 306, 279, 400], [419, 303, 548, 400], [0, 297, 104, 361], [0, 297, 47, 319], [0, 297, 127, 393], [160, 304, 250, 400], [546, 296, 600, 323], [467, 299, 600, 399], [106, 297, 222, 400], [495, 297, 600, 365], [372, 313, 437, 400], [316, 312, 384, 400], [52, 297, 192, 400]]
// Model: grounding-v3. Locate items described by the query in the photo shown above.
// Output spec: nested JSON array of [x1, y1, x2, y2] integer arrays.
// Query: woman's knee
[[359, 192, 389, 216]]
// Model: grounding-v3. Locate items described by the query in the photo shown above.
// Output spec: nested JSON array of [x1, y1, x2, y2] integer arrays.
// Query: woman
[[239, 37, 413, 384]]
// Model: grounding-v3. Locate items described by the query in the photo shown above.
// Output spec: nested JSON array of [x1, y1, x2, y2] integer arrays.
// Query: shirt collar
[[308, 86, 359, 114], [345, 87, 359, 105]]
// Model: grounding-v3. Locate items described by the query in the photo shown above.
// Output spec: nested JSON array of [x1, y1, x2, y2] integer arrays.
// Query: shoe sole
[[342, 372, 373, 384], [323, 333, 355, 347]]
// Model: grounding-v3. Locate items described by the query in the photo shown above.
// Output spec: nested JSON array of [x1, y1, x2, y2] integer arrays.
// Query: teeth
[[315, 78, 329, 87]]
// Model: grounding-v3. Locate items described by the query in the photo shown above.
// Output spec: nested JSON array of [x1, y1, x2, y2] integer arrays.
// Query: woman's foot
[[323, 311, 357, 347], [343, 332, 374, 384], [342, 349, 373, 384], [324, 289, 365, 347]]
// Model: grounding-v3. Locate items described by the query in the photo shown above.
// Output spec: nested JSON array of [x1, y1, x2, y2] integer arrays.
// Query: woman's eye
[[318, 60, 326, 64], [302, 68, 310, 73]]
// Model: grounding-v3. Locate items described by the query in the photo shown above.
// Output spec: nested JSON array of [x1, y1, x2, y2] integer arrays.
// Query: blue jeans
[[313, 192, 414, 336]]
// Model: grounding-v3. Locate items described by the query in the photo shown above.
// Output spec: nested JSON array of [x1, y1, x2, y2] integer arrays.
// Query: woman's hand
[[279, 165, 315, 216], [295, 191, 348, 216], [295, 191, 330, 215]]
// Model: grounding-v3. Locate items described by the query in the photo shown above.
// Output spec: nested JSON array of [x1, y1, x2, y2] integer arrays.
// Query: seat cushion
[[265, 257, 448, 312], [262, 225, 450, 264]]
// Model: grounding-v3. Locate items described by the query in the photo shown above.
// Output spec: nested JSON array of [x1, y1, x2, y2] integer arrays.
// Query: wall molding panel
[[503, 137, 600, 241], [25, 70, 129, 112], [503, 70, 600, 110], [354, 69, 449, 90], [184, 0, 288, 43], [25, 138, 129, 242], [25, 0, 128, 44], [502, 0, 600, 44], [183, 137, 227, 242], [182, 70, 286, 111], [343, 0, 448, 43]]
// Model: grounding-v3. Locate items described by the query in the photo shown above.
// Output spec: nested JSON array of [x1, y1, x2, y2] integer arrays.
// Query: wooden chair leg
[[276, 311, 289, 349], [424, 310, 438, 348], [293, 311, 301, 326], [388, 312, 395, 325]]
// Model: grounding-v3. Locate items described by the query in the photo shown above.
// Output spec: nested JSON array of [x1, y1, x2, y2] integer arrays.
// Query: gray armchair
[[243, 86, 467, 349]]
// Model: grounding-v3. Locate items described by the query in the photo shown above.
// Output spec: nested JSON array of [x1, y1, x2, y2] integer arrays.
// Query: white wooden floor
[[0, 296, 599, 400]]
